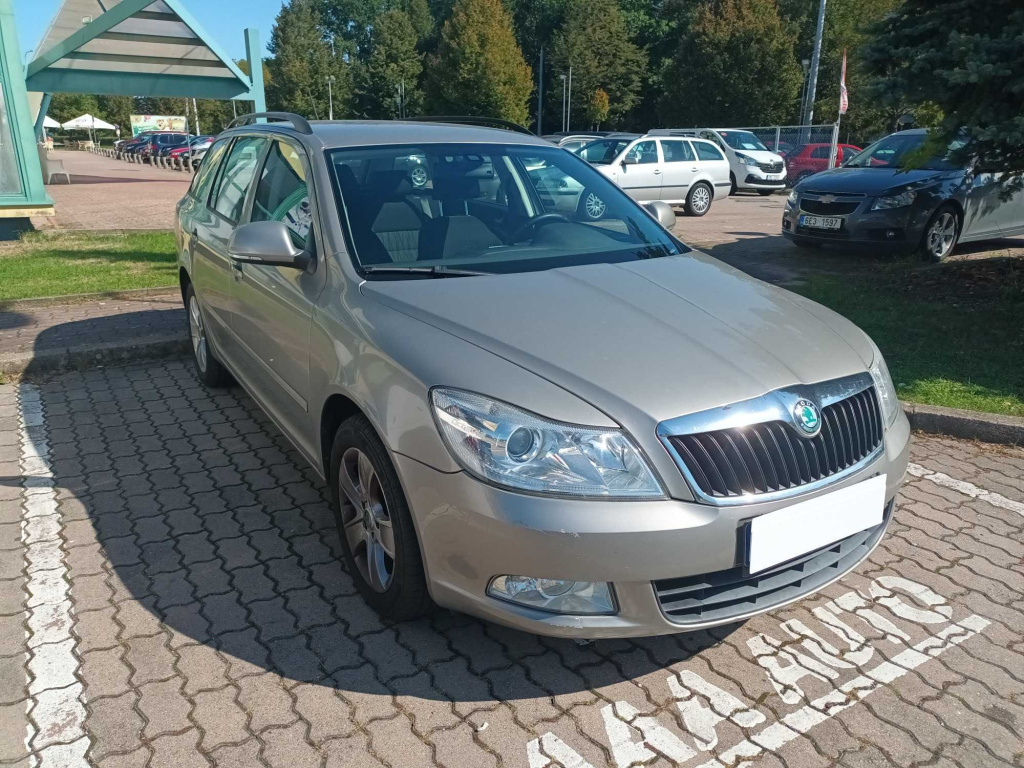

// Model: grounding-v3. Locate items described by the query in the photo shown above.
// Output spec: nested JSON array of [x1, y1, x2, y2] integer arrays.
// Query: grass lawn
[[795, 257, 1024, 418], [0, 230, 177, 302]]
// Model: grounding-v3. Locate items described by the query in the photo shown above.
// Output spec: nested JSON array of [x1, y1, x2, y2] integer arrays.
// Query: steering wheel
[[509, 213, 569, 243]]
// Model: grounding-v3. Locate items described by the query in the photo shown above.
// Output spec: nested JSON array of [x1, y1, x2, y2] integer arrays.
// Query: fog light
[[487, 575, 616, 615], [886, 229, 897, 239]]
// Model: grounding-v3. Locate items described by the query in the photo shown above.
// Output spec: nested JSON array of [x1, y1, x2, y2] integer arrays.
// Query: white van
[[650, 128, 787, 195], [578, 135, 732, 216]]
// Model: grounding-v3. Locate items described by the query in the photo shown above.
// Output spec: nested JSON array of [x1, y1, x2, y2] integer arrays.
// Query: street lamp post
[[326, 75, 336, 121], [560, 74, 567, 132]]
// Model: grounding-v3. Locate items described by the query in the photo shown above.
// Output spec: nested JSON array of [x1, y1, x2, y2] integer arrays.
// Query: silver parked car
[[176, 113, 910, 638], [578, 135, 732, 216]]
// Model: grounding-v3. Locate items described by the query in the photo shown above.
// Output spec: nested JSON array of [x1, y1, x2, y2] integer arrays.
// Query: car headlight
[[868, 343, 901, 428], [736, 153, 758, 166], [787, 188, 798, 206], [871, 190, 917, 210], [430, 388, 665, 499]]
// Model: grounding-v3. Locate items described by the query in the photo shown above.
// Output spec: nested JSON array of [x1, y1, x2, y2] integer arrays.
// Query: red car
[[785, 143, 862, 186]]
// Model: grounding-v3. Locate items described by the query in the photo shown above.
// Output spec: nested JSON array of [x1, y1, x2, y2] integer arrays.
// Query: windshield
[[577, 138, 633, 164], [718, 131, 768, 152], [327, 143, 685, 278], [843, 132, 964, 170]]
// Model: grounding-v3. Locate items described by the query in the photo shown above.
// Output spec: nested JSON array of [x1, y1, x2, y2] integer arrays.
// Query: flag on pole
[[839, 49, 849, 115]]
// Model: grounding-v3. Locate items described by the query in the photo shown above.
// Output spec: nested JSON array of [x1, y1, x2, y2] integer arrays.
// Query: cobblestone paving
[[1, 360, 1022, 768]]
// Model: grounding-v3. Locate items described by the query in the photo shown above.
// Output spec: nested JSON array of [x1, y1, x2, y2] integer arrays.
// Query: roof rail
[[227, 112, 313, 134], [401, 116, 534, 136]]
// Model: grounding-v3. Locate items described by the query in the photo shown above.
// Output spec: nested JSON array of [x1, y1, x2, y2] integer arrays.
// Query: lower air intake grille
[[666, 387, 883, 499], [654, 503, 891, 625]]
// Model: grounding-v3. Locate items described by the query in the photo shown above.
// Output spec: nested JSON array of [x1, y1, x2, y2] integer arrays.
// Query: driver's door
[[617, 140, 663, 202]]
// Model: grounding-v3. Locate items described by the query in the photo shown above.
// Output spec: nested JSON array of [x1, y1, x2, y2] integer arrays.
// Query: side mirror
[[644, 201, 676, 231], [621, 155, 637, 166], [228, 221, 310, 269]]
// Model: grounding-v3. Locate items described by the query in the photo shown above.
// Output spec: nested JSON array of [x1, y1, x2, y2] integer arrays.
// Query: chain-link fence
[[735, 124, 839, 157]]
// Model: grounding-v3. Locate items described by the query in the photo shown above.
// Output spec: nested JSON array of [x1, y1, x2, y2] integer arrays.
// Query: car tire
[[918, 204, 961, 262], [729, 173, 737, 196], [758, 189, 775, 197], [685, 182, 713, 217], [185, 284, 232, 387], [330, 415, 431, 622]]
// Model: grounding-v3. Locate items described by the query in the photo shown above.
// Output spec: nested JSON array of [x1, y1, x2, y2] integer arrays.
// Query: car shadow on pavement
[[19, 325, 740, 707]]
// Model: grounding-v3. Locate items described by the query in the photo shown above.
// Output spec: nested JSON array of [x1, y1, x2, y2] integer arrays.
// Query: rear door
[[657, 140, 697, 201], [617, 140, 662, 202], [229, 137, 324, 458]]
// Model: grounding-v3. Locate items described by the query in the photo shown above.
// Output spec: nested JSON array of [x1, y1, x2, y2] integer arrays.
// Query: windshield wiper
[[361, 265, 493, 278]]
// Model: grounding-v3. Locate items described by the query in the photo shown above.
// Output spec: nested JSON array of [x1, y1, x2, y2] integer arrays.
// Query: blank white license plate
[[748, 475, 886, 574], [800, 214, 842, 230], [766, 174, 781, 181]]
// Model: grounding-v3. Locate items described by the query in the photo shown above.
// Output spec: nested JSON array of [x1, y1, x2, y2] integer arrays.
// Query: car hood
[[798, 166, 956, 195], [361, 253, 873, 426], [737, 149, 784, 164]]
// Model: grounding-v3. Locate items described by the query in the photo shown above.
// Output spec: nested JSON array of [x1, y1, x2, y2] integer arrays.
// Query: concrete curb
[[0, 287, 179, 312], [0, 335, 189, 380], [902, 401, 1024, 447]]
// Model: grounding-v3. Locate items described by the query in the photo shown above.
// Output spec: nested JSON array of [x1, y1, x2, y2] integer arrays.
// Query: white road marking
[[526, 576, 990, 768], [907, 461, 1024, 518], [18, 384, 90, 766]]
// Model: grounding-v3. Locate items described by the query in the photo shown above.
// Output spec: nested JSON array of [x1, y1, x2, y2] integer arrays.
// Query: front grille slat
[[666, 385, 883, 499], [654, 505, 892, 625], [799, 199, 860, 216]]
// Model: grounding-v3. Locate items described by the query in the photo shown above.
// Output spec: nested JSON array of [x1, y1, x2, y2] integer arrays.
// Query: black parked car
[[782, 129, 1024, 261]]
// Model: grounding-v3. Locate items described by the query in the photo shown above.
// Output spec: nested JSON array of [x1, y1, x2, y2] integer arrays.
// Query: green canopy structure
[[0, 0, 266, 218]]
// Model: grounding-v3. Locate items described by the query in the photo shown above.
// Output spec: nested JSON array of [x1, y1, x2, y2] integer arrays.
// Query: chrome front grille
[[657, 374, 884, 505], [653, 502, 892, 625], [758, 161, 784, 173]]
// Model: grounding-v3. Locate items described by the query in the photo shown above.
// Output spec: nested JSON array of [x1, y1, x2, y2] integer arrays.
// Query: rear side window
[[251, 140, 312, 247], [661, 140, 695, 163], [211, 137, 267, 223], [189, 137, 230, 203], [694, 141, 725, 162]]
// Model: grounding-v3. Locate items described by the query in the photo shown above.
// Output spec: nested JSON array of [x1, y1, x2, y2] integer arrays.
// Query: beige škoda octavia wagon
[[176, 113, 909, 638]]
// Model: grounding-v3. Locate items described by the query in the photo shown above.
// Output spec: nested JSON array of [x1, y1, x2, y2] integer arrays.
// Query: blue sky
[[14, 0, 283, 63]]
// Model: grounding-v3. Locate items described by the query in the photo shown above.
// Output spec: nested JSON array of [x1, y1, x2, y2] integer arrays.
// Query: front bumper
[[397, 409, 911, 638], [738, 167, 787, 190], [781, 199, 932, 250]]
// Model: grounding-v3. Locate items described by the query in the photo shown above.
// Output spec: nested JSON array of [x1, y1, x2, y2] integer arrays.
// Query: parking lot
[[2, 358, 1023, 768]]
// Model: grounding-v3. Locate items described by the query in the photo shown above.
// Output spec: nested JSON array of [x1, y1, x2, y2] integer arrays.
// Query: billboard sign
[[130, 115, 187, 136]]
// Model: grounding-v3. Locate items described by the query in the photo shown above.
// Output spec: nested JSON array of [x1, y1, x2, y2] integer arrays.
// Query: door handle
[[691, 167, 698, 172], [653, 170, 662, 175]]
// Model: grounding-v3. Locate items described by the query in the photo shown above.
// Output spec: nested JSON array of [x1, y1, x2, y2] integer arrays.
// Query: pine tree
[[548, 0, 645, 129], [863, 0, 1024, 185], [352, 10, 424, 118], [425, 0, 533, 125], [659, 0, 803, 128], [267, 0, 349, 119]]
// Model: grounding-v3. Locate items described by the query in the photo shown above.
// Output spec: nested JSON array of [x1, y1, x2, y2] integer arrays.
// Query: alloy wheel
[[691, 186, 711, 213], [585, 192, 606, 220], [338, 447, 395, 592], [188, 295, 207, 373], [926, 211, 957, 260]]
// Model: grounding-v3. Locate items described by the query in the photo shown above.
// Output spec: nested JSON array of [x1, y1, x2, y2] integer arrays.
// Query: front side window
[[211, 136, 267, 223], [189, 137, 230, 202], [578, 138, 633, 165], [694, 141, 725, 162], [251, 139, 312, 247], [811, 146, 830, 159], [661, 140, 695, 163], [328, 143, 685, 277], [626, 141, 659, 164]]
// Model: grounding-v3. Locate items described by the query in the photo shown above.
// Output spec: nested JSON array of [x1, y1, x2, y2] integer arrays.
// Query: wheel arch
[[178, 265, 191, 306], [319, 392, 366, 481]]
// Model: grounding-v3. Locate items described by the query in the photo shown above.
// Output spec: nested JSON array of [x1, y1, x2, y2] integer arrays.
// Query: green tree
[[548, 0, 645, 129], [267, 0, 350, 119], [659, 0, 803, 127], [95, 95, 133, 135], [863, 0, 1023, 186], [47, 93, 100, 125], [589, 88, 611, 128], [425, 0, 533, 125], [352, 10, 424, 118]]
